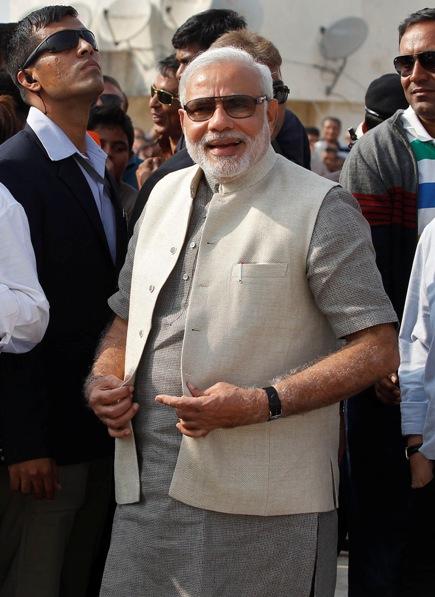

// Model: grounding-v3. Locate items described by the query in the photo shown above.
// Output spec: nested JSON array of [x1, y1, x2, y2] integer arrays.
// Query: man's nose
[[77, 36, 96, 56], [207, 102, 234, 131], [176, 63, 185, 80], [409, 56, 430, 81], [149, 93, 159, 109]]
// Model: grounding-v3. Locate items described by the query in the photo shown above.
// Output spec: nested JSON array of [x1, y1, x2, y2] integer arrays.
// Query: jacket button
[[139, 330, 144, 338], [149, 285, 155, 292], [170, 247, 177, 254]]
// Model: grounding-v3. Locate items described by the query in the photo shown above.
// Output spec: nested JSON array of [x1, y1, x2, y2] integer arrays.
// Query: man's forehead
[[97, 125, 128, 142], [103, 82, 123, 97], [154, 72, 178, 93], [400, 21, 435, 51], [175, 44, 202, 64], [185, 63, 262, 96], [34, 15, 84, 40]]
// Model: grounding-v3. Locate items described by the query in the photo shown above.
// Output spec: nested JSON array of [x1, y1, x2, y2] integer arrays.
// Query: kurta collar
[[216, 145, 277, 194], [187, 144, 278, 199]]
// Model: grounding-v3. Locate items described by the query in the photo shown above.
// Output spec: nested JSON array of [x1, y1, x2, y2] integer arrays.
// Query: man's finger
[[187, 382, 204, 397], [155, 394, 182, 407], [90, 385, 133, 406], [32, 477, 44, 499], [20, 476, 32, 494], [176, 421, 209, 437], [108, 425, 133, 438], [95, 396, 135, 419], [102, 403, 139, 431], [42, 473, 55, 500]]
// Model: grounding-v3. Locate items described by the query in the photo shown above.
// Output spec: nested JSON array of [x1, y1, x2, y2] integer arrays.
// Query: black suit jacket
[[0, 125, 127, 465]]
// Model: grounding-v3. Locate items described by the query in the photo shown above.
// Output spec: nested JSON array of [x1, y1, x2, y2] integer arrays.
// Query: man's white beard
[[185, 118, 271, 183]]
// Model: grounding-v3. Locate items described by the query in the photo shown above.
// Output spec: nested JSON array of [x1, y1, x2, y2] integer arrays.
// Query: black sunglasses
[[393, 51, 435, 77], [150, 84, 179, 106], [21, 29, 98, 70], [183, 94, 269, 122], [273, 80, 290, 104]]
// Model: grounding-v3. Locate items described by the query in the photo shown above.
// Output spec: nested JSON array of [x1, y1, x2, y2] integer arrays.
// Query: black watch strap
[[263, 386, 282, 420], [405, 443, 423, 460]]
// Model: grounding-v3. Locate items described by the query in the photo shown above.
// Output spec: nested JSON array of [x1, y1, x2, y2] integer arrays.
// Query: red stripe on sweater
[[352, 190, 417, 229]]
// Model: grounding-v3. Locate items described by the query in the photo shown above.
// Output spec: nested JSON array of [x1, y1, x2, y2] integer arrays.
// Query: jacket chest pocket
[[231, 262, 288, 282], [229, 263, 290, 330]]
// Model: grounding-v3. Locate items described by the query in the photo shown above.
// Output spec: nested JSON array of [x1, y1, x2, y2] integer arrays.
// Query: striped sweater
[[340, 109, 418, 319]]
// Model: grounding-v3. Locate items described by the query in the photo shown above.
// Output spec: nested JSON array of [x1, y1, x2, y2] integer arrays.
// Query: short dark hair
[[0, 70, 29, 122], [6, 5, 77, 81], [103, 74, 121, 91], [88, 105, 134, 151], [305, 126, 320, 137], [364, 112, 385, 131], [321, 116, 341, 130], [211, 30, 281, 71], [0, 23, 16, 69], [399, 8, 435, 41], [171, 9, 246, 51], [102, 74, 129, 112], [158, 54, 179, 78], [0, 94, 21, 143]]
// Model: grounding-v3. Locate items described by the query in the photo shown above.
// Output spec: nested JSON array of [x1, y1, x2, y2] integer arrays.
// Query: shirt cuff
[[0, 285, 19, 350], [401, 399, 428, 436], [108, 291, 129, 321]]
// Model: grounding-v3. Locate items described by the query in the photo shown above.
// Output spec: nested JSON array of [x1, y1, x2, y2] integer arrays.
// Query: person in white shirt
[[0, 182, 48, 353], [399, 217, 435, 595]]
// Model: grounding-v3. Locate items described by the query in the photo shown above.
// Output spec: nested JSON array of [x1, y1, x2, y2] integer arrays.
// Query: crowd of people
[[1, 4, 435, 597]]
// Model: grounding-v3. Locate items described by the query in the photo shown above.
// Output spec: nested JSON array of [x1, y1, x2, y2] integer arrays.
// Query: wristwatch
[[263, 386, 282, 420], [405, 443, 423, 460]]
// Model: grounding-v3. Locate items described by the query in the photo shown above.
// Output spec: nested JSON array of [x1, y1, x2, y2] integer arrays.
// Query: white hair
[[178, 47, 273, 106]]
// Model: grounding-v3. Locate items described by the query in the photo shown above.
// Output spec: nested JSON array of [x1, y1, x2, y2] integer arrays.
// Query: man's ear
[[16, 70, 41, 92], [267, 98, 279, 133], [179, 108, 186, 131]]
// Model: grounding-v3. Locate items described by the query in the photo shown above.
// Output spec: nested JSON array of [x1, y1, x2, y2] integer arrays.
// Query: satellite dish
[[161, 0, 213, 30], [319, 17, 368, 61], [316, 17, 368, 96], [71, 3, 93, 28], [99, 0, 151, 46]]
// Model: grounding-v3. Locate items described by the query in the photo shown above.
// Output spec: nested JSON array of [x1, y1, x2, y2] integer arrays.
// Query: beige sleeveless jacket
[[115, 147, 340, 515]]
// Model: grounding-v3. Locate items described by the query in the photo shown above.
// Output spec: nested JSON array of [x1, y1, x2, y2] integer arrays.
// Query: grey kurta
[[101, 178, 396, 597]]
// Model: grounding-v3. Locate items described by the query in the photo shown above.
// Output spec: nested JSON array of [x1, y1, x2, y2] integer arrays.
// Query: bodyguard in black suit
[[0, 6, 127, 597]]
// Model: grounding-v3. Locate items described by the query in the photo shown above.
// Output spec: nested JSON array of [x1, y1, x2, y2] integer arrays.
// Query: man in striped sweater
[[340, 8, 435, 597]]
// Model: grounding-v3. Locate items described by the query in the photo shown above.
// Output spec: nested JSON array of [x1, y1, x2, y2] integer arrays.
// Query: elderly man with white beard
[[86, 47, 398, 597]]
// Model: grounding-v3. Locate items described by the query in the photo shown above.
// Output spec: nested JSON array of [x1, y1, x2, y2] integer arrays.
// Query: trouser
[[0, 458, 113, 597], [399, 478, 435, 597], [345, 389, 411, 597]]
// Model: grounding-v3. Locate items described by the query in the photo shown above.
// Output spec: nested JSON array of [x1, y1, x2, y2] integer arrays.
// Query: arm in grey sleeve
[[108, 206, 145, 320], [0, 185, 49, 353], [307, 186, 397, 338]]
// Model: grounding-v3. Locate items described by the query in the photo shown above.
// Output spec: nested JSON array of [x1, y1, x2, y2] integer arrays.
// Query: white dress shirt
[[26, 107, 117, 262], [0, 182, 49, 353], [400, 217, 435, 458]]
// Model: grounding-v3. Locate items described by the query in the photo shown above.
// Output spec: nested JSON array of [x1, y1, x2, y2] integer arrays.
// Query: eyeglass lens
[[22, 29, 97, 69], [394, 51, 435, 76], [150, 85, 176, 105], [184, 95, 263, 121]]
